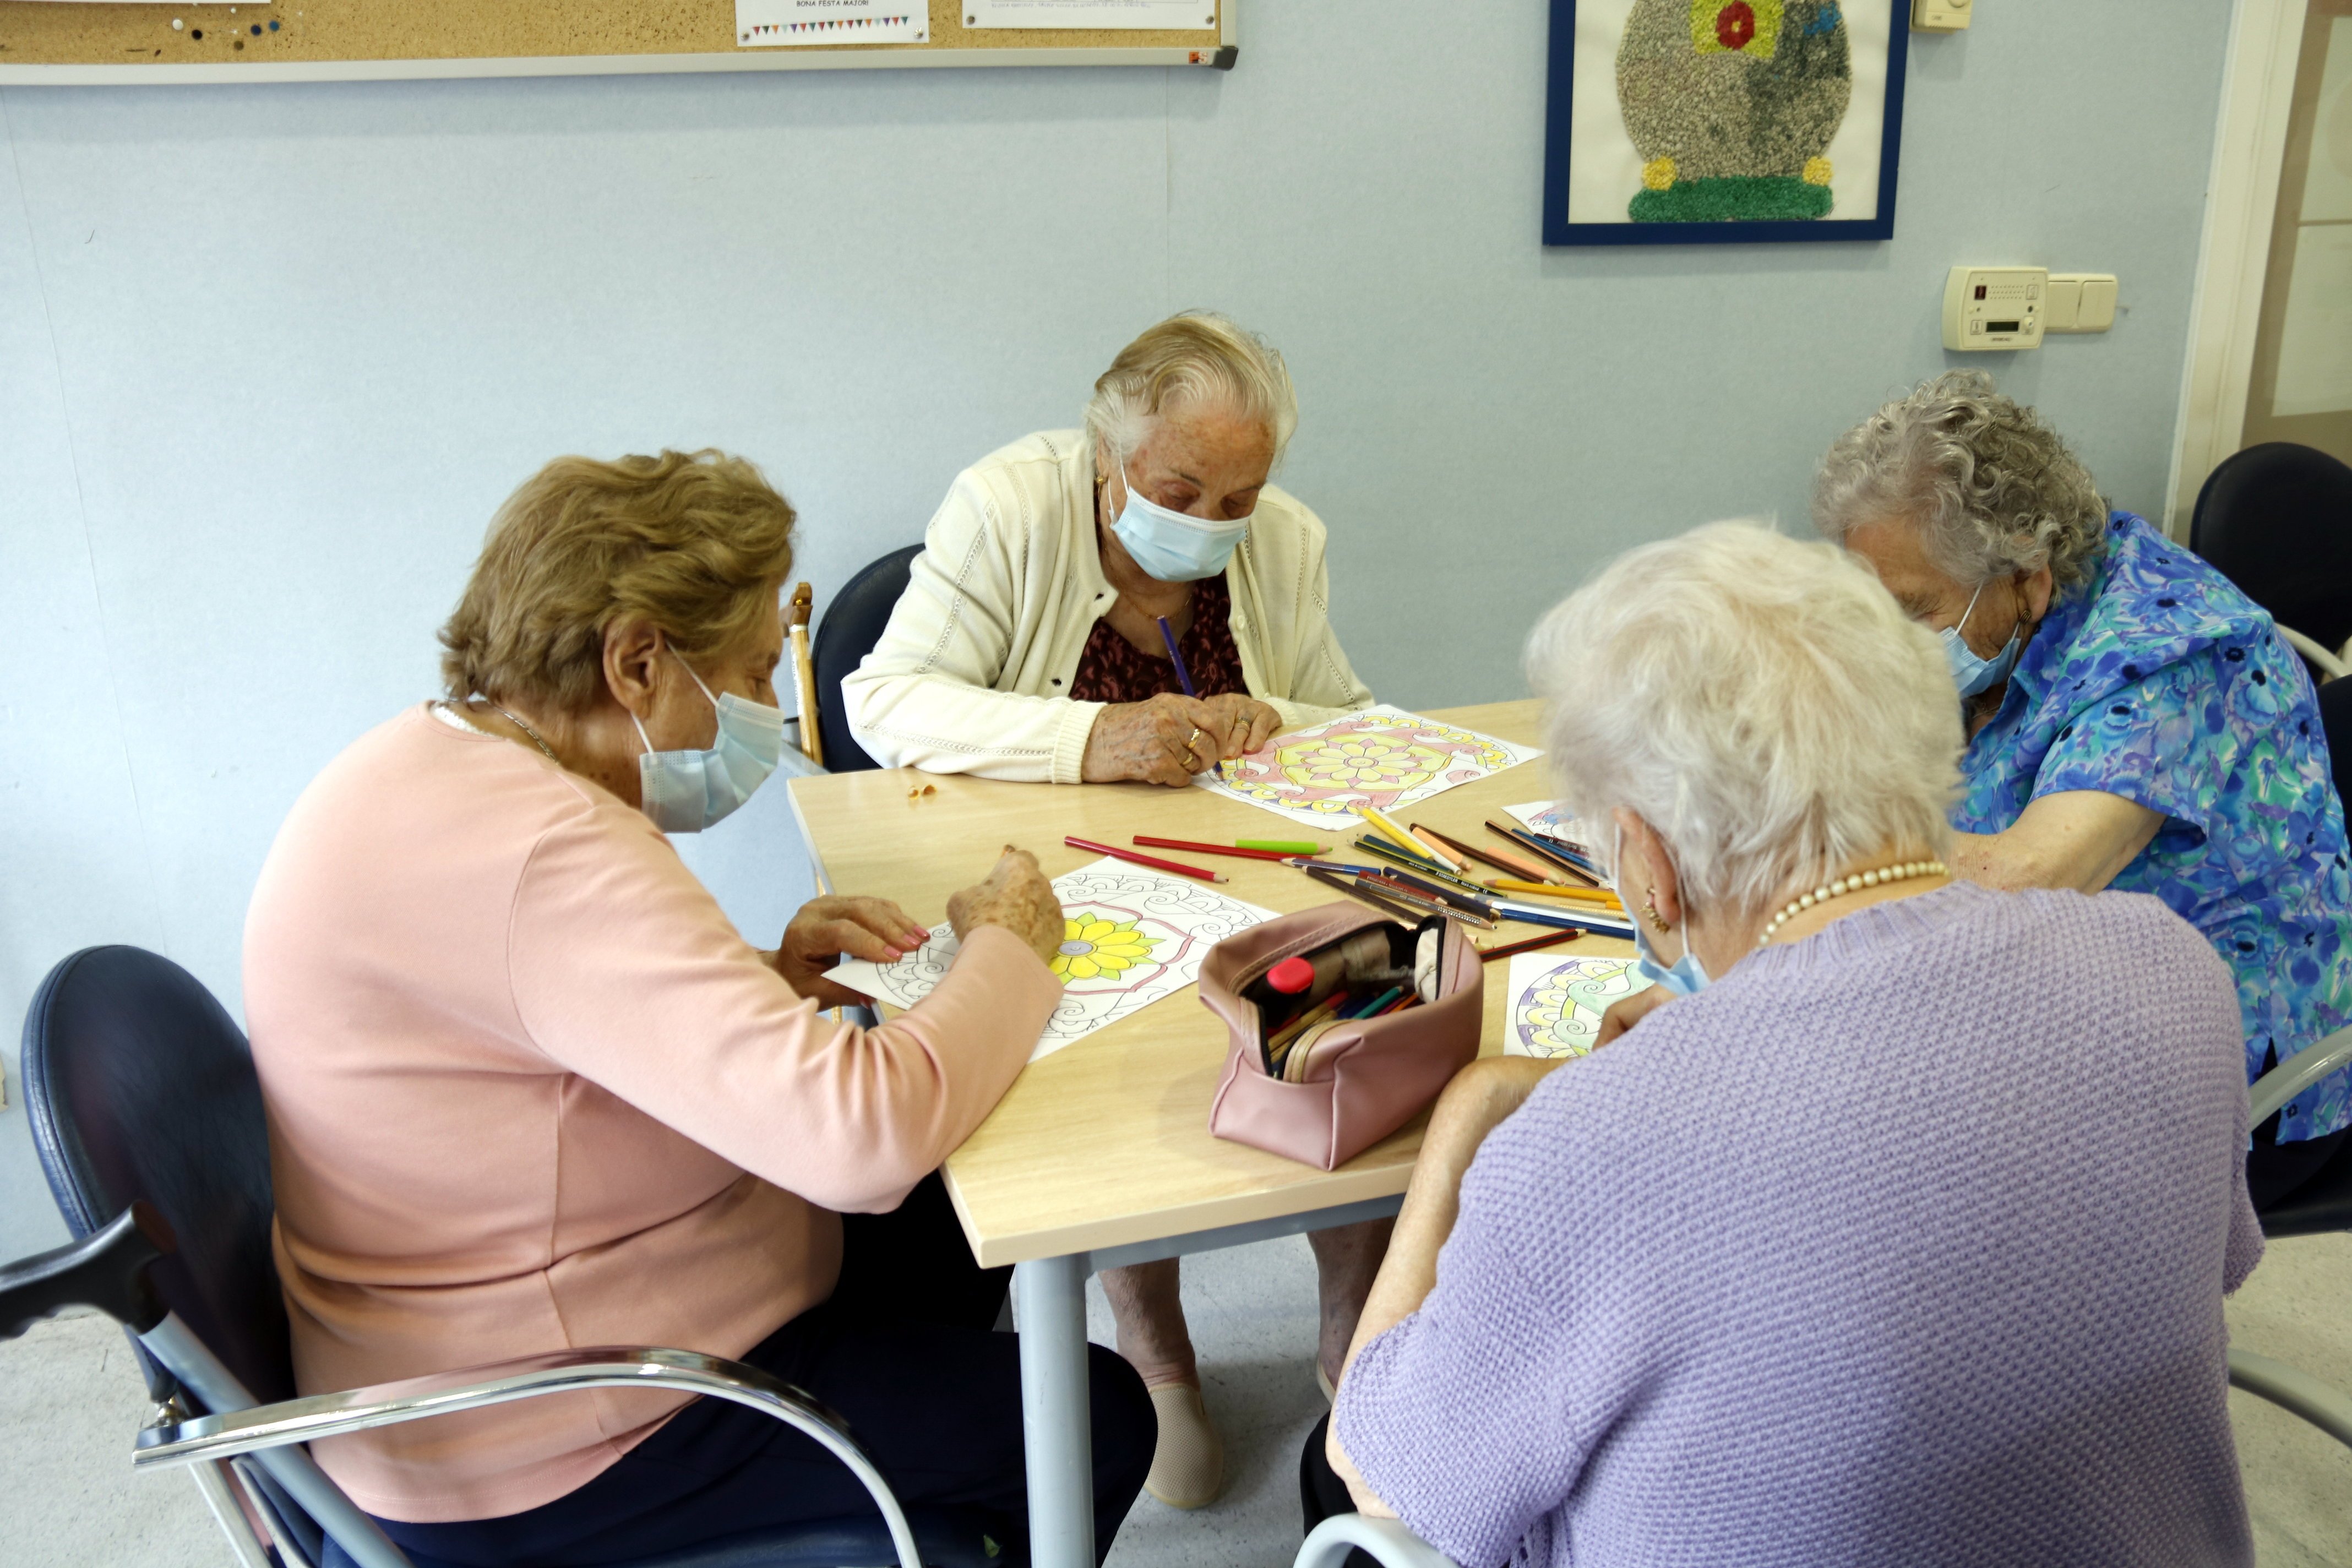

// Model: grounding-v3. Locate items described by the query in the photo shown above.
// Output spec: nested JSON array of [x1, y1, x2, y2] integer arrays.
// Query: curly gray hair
[[1084, 311, 1298, 470], [1811, 371, 2110, 593]]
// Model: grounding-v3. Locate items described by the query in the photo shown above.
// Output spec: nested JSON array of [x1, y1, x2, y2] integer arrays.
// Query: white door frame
[[2165, 0, 2312, 538]]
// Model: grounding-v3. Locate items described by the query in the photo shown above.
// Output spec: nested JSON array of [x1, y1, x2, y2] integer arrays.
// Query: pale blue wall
[[0, 1, 2230, 1256]]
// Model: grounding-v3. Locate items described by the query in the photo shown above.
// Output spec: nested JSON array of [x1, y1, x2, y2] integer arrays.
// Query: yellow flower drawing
[[1282, 737, 1445, 796], [1053, 916, 1161, 982]]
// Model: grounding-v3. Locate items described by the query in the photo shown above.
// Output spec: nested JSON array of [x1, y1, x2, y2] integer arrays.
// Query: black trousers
[[380, 1175, 1155, 1568], [2247, 1125, 2350, 1210]]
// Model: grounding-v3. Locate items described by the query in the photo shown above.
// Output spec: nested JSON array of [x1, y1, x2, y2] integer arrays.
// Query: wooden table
[[787, 700, 1634, 1568]]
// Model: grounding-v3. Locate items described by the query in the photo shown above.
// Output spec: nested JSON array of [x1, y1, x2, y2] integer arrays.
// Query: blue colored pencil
[[1156, 616, 1199, 698]]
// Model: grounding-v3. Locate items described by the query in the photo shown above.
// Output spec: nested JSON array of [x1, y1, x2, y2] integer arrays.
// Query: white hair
[[1526, 520, 1961, 917], [1084, 311, 1298, 468], [1812, 370, 2110, 592]]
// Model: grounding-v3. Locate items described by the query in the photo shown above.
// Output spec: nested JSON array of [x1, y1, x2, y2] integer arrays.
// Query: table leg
[[1015, 1253, 1095, 1568]]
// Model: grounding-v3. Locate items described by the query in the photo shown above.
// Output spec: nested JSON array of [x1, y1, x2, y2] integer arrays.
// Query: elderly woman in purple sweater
[[1307, 522, 2261, 1567]]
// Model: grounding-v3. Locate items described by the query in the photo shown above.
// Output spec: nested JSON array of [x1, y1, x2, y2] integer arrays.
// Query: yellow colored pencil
[[1484, 878, 1624, 908], [1357, 804, 1426, 858]]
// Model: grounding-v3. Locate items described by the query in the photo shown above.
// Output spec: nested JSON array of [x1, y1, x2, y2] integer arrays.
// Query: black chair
[[2322, 676, 2352, 822], [812, 544, 924, 774], [0, 945, 989, 1568], [2190, 443, 2352, 680]]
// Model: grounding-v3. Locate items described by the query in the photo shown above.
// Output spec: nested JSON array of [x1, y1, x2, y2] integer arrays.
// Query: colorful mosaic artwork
[[1194, 705, 1542, 831], [827, 859, 1274, 1061], [1616, 0, 1853, 222], [1504, 954, 1654, 1059]]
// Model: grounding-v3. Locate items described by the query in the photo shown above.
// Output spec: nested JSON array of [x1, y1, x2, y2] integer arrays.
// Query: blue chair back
[[813, 545, 924, 774], [20, 945, 293, 1406], [2190, 442, 2352, 657]]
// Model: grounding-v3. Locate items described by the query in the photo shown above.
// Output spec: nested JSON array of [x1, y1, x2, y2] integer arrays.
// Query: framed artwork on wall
[[1543, 0, 1910, 246]]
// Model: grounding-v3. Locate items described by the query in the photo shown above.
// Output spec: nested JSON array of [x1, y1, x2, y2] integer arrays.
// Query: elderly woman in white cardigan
[[845, 312, 1378, 1509], [845, 311, 1372, 786]]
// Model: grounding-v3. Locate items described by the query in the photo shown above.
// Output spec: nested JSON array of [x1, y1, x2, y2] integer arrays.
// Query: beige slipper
[[1144, 1382, 1224, 1509]]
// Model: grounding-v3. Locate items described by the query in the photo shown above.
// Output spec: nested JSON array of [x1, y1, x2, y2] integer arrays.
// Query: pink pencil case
[[1200, 903, 1483, 1171]]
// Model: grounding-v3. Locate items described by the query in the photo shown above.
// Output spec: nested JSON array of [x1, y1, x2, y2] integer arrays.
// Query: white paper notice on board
[[965, 0, 1215, 28], [737, 0, 926, 47]]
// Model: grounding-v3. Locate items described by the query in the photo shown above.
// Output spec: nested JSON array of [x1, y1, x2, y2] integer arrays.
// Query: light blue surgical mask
[[1615, 827, 1711, 998], [1109, 466, 1251, 582], [1942, 581, 2023, 699], [633, 652, 785, 834]]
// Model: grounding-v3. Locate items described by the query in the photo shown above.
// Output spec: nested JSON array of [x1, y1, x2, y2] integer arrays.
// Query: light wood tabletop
[[787, 699, 1637, 1268]]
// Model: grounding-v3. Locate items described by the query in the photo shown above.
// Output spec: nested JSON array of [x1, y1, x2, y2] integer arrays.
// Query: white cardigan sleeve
[[1256, 507, 1376, 729], [842, 475, 1103, 783]]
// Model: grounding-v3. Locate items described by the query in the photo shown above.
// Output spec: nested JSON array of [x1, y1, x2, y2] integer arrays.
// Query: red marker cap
[[1268, 956, 1315, 994]]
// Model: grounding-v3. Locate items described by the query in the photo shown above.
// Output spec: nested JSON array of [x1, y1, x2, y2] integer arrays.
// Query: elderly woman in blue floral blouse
[[1799, 372, 2351, 1203]]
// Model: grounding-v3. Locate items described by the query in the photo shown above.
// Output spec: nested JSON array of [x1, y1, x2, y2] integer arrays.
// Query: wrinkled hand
[[771, 895, 932, 1008], [947, 847, 1065, 971], [1080, 693, 1281, 786], [1594, 982, 1672, 1049]]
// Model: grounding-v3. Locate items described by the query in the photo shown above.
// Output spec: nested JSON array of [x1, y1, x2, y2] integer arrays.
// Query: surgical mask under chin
[[1615, 829, 1712, 998], [633, 654, 785, 834], [1108, 467, 1251, 582], [1942, 581, 2023, 699]]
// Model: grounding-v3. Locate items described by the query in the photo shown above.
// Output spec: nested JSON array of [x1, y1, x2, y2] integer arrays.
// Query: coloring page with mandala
[[1503, 802, 1604, 856], [1193, 704, 1541, 830], [1504, 953, 1654, 1059], [824, 858, 1276, 1061]]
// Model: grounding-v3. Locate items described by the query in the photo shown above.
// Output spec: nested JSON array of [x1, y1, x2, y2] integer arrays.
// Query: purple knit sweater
[[1337, 882, 2260, 1568]]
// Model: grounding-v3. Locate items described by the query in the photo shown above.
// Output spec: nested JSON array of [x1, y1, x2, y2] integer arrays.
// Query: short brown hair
[[439, 449, 796, 714]]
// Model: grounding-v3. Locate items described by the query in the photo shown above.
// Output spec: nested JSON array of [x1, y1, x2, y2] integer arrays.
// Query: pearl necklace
[[1756, 859, 1949, 948]]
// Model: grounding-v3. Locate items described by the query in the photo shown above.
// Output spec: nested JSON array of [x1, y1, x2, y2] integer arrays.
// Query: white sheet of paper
[[1504, 952, 1652, 1059], [1501, 801, 1602, 852], [1192, 705, 1541, 831], [736, 0, 926, 47], [964, 0, 1215, 28], [825, 858, 1275, 1061]]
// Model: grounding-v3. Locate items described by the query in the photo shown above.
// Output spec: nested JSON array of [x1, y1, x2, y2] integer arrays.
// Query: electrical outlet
[[1912, 0, 1972, 30], [1943, 265, 2044, 351]]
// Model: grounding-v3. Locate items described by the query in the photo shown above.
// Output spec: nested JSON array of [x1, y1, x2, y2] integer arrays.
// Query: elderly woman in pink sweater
[[243, 449, 1152, 1566]]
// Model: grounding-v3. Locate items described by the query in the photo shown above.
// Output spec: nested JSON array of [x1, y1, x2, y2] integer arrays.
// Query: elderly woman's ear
[[1611, 809, 1683, 929], [601, 614, 669, 717]]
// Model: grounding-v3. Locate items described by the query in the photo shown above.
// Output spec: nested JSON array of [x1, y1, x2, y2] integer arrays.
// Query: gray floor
[[3, 1231, 2346, 1567]]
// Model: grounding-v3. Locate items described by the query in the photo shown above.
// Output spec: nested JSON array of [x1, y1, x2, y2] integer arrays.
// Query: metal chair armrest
[[1294, 1515, 1461, 1568], [2248, 1027, 2352, 1130], [135, 1346, 921, 1568], [2229, 1346, 2352, 1451]]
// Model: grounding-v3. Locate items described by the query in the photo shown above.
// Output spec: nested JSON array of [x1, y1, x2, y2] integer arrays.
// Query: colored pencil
[[1405, 824, 1467, 873], [1156, 617, 1199, 698], [1489, 900, 1632, 934], [1135, 835, 1299, 863], [1474, 929, 1583, 962], [1417, 824, 1562, 885], [1490, 823, 1603, 885], [1353, 834, 1473, 884], [1304, 863, 1428, 923], [1357, 804, 1427, 858], [1362, 864, 1497, 917], [1351, 986, 1406, 1019], [1357, 875, 1499, 930], [1375, 992, 1422, 1015], [1064, 835, 1227, 883], [1238, 839, 1325, 854], [1483, 879, 1624, 907]]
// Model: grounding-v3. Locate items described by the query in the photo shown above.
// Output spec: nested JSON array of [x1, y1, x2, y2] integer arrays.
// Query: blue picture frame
[[1543, 0, 1909, 246]]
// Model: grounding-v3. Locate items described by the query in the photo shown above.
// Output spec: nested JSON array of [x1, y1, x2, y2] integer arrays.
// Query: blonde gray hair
[[1084, 311, 1298, 467], [439, 449, 797, 715], [1812, 370, 2110, 593], [1527, 521, 1960, 917]]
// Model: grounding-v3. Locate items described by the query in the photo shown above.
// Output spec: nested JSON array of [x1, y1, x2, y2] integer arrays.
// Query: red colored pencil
[[1133, 835, 1298, 863], [1065, 836, 1228, 883], [1472, 928, 1583, 963]]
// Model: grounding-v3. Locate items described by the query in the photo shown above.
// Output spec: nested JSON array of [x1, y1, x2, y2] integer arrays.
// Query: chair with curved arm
[[9, 945, 993, 1568], [2228, 1025, 2352, 1450]]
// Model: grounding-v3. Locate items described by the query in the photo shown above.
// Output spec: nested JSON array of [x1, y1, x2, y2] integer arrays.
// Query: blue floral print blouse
[[1953, 512, 2352, 1142]]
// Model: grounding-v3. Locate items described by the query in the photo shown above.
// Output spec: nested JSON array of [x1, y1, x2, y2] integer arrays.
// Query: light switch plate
[[2045, 273, 2119, 333], [1943, 265, 2045, 351], [1912, 0, 1973, 29]]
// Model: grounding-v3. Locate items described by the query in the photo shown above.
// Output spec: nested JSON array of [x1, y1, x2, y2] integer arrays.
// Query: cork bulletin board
[[0, 0, 1234, 83]]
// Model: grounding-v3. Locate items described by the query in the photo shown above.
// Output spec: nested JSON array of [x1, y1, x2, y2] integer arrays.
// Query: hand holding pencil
[[1078, 692, 1281, 786]]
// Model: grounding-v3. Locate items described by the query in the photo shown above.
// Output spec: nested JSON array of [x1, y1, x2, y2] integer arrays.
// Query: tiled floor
[[4, 1230, 2346, 1567]]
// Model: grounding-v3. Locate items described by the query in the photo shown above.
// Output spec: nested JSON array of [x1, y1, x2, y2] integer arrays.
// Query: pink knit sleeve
[[504, 805, 1059, 1212]]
